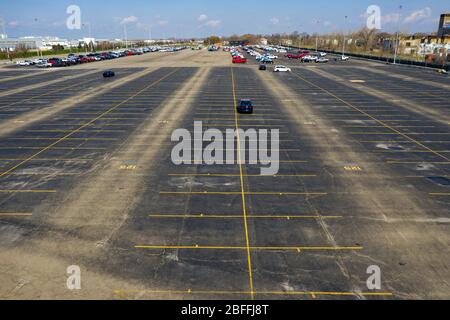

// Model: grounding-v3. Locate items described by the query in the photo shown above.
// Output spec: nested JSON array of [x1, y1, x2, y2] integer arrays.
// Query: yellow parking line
[[147, 214, 342, 219], [113, 289, 393, 297], [0, 158, 93, 161], [231, 67, 254, 300], [0, 189, 56, 193], [0, 212, 33, 217], [160, 191, 327, 196], [168, 173, 315, 177], [26, 130, 126, 133], [9, 138, 118, 141], [135, 245, 363, 251]]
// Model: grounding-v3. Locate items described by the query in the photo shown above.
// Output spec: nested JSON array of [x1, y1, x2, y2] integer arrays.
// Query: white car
[[267, 54, 278, 59], [36, 60, 52, 68], [316, 58, 329, 63], [319, 52, 327, 57], [16, 60, 31, 66], [341, 55, 350, 61], [302, 55, 318, 62], [273, 65, 291, 72]]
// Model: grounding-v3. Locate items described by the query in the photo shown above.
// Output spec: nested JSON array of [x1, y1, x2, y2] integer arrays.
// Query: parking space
[[0, 68, 143, 121], [0, 67, 195, 213], [0, 69, 87, 92]]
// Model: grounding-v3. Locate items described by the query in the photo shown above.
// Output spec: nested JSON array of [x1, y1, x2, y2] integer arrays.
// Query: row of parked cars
[[15, 46, 187, 68], [229, 47, 248, 64]]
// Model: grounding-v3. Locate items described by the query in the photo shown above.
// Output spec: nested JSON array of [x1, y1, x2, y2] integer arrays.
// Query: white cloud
[[120, 16, 138, 25], [270, 17, 280, 25], [157, 20, 169, 27], [198, 14, 208, 22], [204, 20, 221, 28], [8, 21, 19, 27], [404, 7, 432, 23], [381, 13, 401, 25]]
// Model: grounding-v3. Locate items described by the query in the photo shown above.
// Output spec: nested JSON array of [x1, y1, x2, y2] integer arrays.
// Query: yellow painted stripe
[[135, 245, 363, 251], [231, 67, 254, 300]]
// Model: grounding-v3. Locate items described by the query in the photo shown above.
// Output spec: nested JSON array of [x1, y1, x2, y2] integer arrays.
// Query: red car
[[286, 53, 307, 59], [232, 57, 247, 64]]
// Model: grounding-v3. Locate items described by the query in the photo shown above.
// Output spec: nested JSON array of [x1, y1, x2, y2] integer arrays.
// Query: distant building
[[229, 40, 249, 46], [437, 13, 450, 37], [0, 37, 43, 51]]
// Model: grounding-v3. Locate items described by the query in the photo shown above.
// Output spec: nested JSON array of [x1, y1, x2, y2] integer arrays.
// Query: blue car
[[237, 99, 253, 114], [103, 70, 115, 78]]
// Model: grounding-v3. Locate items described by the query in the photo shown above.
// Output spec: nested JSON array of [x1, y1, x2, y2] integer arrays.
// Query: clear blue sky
[[1, 0, 448, 39]]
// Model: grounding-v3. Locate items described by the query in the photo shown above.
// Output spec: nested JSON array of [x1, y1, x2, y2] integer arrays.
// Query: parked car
[[341, 55, 350, 61], [16, 60, 32, 66], [237, 99, 253, 114], [232, 56, 247, 64], [48, 58, 66, 67], [316, 58, 329, 63], [36, 60, 52, 68], [259, 64, 267, 71], [302, 55, 318, 62], [273, 65, 291, 72], [286, 53, 307, 59]]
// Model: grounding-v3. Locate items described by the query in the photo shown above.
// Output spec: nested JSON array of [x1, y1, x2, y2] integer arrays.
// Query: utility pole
[[124, 24, 128, 49], [0, 18, 10, 60], [342, 15, 348, 58], [393, 5, 403, 64], [315, 20, 320, 52]]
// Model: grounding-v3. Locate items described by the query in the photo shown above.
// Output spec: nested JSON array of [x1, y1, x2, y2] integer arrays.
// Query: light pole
[[148, 26, 152, 44], [123, 24, 128, 49], [315, 20, 320, 53], [393, 5, 403, 64], [82, 22, 92, 53], [342, 15, 348, 58], [0, 18, 10, 60]]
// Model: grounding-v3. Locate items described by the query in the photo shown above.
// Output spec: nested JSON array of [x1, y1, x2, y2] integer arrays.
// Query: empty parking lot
[[0, 49, 448, 300]]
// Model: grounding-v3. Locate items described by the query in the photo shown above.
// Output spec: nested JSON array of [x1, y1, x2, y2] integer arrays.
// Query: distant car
[[260, 57, 274, 64], [286, 53, 307, 60], [16, 60, 31, 66], [436, 69, 448, 75], [237, 99, 253, 114], [103, 70, 115, 78], [273, 65, 291, 72], [259, 64, 267, 71], [232, 56, 247, 64], [48, 58, 66, 67], [302, 55, 318, 62], [316, 58, 329, 63], [319, 52, 327, 57], [36, 60, 52, 68], [341, 55, 350, 61]]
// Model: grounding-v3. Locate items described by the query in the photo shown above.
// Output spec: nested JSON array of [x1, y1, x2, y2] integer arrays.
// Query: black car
[[103, 70, 115, 78], [237, 99, 253, 114], [259, 64, 267, 71]]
